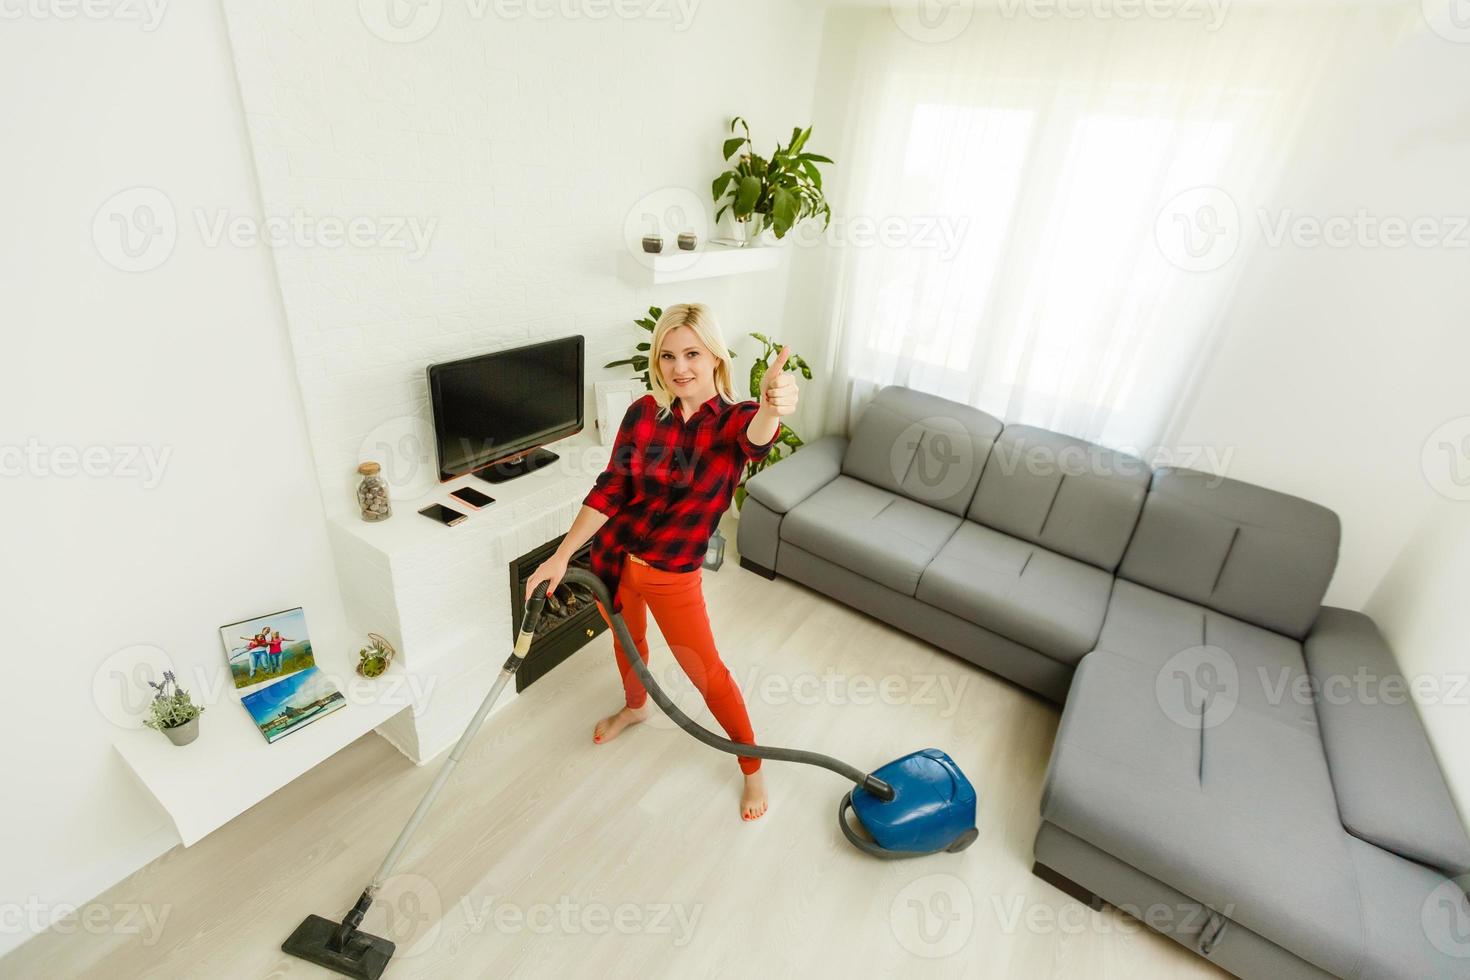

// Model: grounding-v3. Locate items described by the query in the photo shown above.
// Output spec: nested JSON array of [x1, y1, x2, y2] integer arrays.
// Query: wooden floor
[[7, 531, 1227, 979]]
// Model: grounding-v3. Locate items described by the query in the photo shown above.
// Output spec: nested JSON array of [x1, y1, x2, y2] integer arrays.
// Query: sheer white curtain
[[814, 5, 1405, 456]]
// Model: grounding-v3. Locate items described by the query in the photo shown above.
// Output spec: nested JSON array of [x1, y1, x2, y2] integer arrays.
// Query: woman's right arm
[[523, 505, 610, 601]]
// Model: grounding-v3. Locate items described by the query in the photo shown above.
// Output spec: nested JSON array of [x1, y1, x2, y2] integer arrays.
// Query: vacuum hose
[[554, 568, 896, 802]]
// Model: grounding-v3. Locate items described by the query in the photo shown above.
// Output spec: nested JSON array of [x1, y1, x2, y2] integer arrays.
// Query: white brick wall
[[220, 0, 827, 515]]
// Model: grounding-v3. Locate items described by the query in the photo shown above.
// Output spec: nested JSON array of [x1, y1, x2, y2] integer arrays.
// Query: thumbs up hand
[[759, 346, 799, 418]]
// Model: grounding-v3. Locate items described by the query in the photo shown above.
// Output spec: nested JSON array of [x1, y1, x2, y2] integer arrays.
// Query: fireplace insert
[[507, 535, 606, 691]]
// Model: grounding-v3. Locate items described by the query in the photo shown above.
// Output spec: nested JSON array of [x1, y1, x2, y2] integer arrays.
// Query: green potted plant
[[712, 117, 833, 245], [604, 307, 814, 509], [143, 671, 206, 746], [356, 633, 397, 678]]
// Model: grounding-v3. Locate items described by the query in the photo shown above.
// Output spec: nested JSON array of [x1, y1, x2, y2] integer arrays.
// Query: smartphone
[[450, 486, 496, 509], [418, 503, 468, 527]]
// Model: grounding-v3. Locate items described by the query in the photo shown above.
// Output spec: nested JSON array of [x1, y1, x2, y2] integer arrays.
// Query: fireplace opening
[[508, 535, 607, 691]]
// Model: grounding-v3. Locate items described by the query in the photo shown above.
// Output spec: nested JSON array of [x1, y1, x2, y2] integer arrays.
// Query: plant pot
[[733, 214, 767, 247], [163, 716, 199, 746]]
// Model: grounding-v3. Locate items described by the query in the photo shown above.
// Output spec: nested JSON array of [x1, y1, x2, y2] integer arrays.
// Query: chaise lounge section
[[737, 384, 1470, 979]]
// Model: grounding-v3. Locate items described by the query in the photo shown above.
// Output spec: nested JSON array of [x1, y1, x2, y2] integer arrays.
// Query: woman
[[525, 303, 798, 822]]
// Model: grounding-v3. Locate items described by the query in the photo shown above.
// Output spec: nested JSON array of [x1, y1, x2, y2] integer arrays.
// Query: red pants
[[593, 554, 760, 774]]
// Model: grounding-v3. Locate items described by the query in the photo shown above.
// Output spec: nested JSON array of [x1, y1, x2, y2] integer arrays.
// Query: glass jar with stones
[[357, 461, 391, 522]]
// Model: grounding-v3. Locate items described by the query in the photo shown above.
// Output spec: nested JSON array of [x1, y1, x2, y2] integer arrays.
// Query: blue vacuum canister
[[840, 749, 978, 858]]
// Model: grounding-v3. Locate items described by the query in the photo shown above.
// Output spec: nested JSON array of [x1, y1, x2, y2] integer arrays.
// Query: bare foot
[[740, 770, 769, 822], [592, 704, 648, 744]]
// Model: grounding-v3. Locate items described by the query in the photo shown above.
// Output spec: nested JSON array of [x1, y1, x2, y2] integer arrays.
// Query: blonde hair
[[647, 303, 738, 419]]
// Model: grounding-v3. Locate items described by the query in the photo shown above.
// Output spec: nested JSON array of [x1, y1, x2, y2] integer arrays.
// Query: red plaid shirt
[[583, 392, 778, 611]]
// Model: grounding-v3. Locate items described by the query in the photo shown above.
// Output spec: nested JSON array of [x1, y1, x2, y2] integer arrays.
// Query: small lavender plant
[[143, 671, 205, 732]]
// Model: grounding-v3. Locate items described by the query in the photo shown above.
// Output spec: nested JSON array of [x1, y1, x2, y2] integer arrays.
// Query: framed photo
[[221, 607, 315, 691], [594, 379, 646, 447]]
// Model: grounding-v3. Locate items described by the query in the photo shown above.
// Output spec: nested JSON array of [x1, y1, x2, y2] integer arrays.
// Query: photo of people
[[238, 666, 345, 744], [220, 607, 315, 691]]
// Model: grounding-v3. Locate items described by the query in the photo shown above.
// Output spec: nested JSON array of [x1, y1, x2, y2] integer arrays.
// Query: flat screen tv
[[427, 335, 584, 484]]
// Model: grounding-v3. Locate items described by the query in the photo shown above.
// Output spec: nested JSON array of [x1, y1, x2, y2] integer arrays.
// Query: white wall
[[1368, 499, 1470, 827], [1165, 13, 1470, 609], [220, 0, 829, 514], [0, 1, 352, 961]]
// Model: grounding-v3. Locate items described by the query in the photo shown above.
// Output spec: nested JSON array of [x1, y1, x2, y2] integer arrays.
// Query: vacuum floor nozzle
[[281, 913, 395, 980]]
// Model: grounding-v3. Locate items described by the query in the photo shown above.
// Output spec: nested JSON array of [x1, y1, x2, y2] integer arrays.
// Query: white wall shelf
[[111, 627, 409, 847], [621, 242, 785, 285]]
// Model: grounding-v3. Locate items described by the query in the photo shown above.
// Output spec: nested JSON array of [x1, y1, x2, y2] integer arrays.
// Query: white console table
[[327, 429, 612, 763]]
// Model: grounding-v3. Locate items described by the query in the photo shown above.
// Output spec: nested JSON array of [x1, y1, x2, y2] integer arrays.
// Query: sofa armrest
[[1305, 607, 1470, 877], [744, 434, 847, 515]]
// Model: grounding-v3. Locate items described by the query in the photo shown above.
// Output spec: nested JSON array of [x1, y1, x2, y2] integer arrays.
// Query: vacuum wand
[[561, 568, 896, 802]]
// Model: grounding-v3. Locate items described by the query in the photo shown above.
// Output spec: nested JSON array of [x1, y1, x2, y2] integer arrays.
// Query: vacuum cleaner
[[284, 568, 977, 979]]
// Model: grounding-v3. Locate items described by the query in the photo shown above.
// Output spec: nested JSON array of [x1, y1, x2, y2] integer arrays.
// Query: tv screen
[[427, 335, 584, 482]]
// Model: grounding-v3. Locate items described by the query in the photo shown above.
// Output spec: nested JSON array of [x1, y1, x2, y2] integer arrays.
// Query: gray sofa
[[737, 385, 1470, 979]]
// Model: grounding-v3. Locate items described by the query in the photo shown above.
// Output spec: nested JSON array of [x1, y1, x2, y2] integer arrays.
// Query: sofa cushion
[[1096, 579, 1319, 729], [779, 475, 961, 596], [967, 425, 1150, 572], [1305, 607, 1470, 878], [744, 434, 847, 515], [841, 386, 1004, 518], [1117, 467, 1340, 639], [916, 522, 1112, 665], [1041, 645, 1365, 979]]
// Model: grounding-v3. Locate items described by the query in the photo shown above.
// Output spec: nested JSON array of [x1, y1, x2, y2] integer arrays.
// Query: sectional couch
[[736, 385, 1470, 979]]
